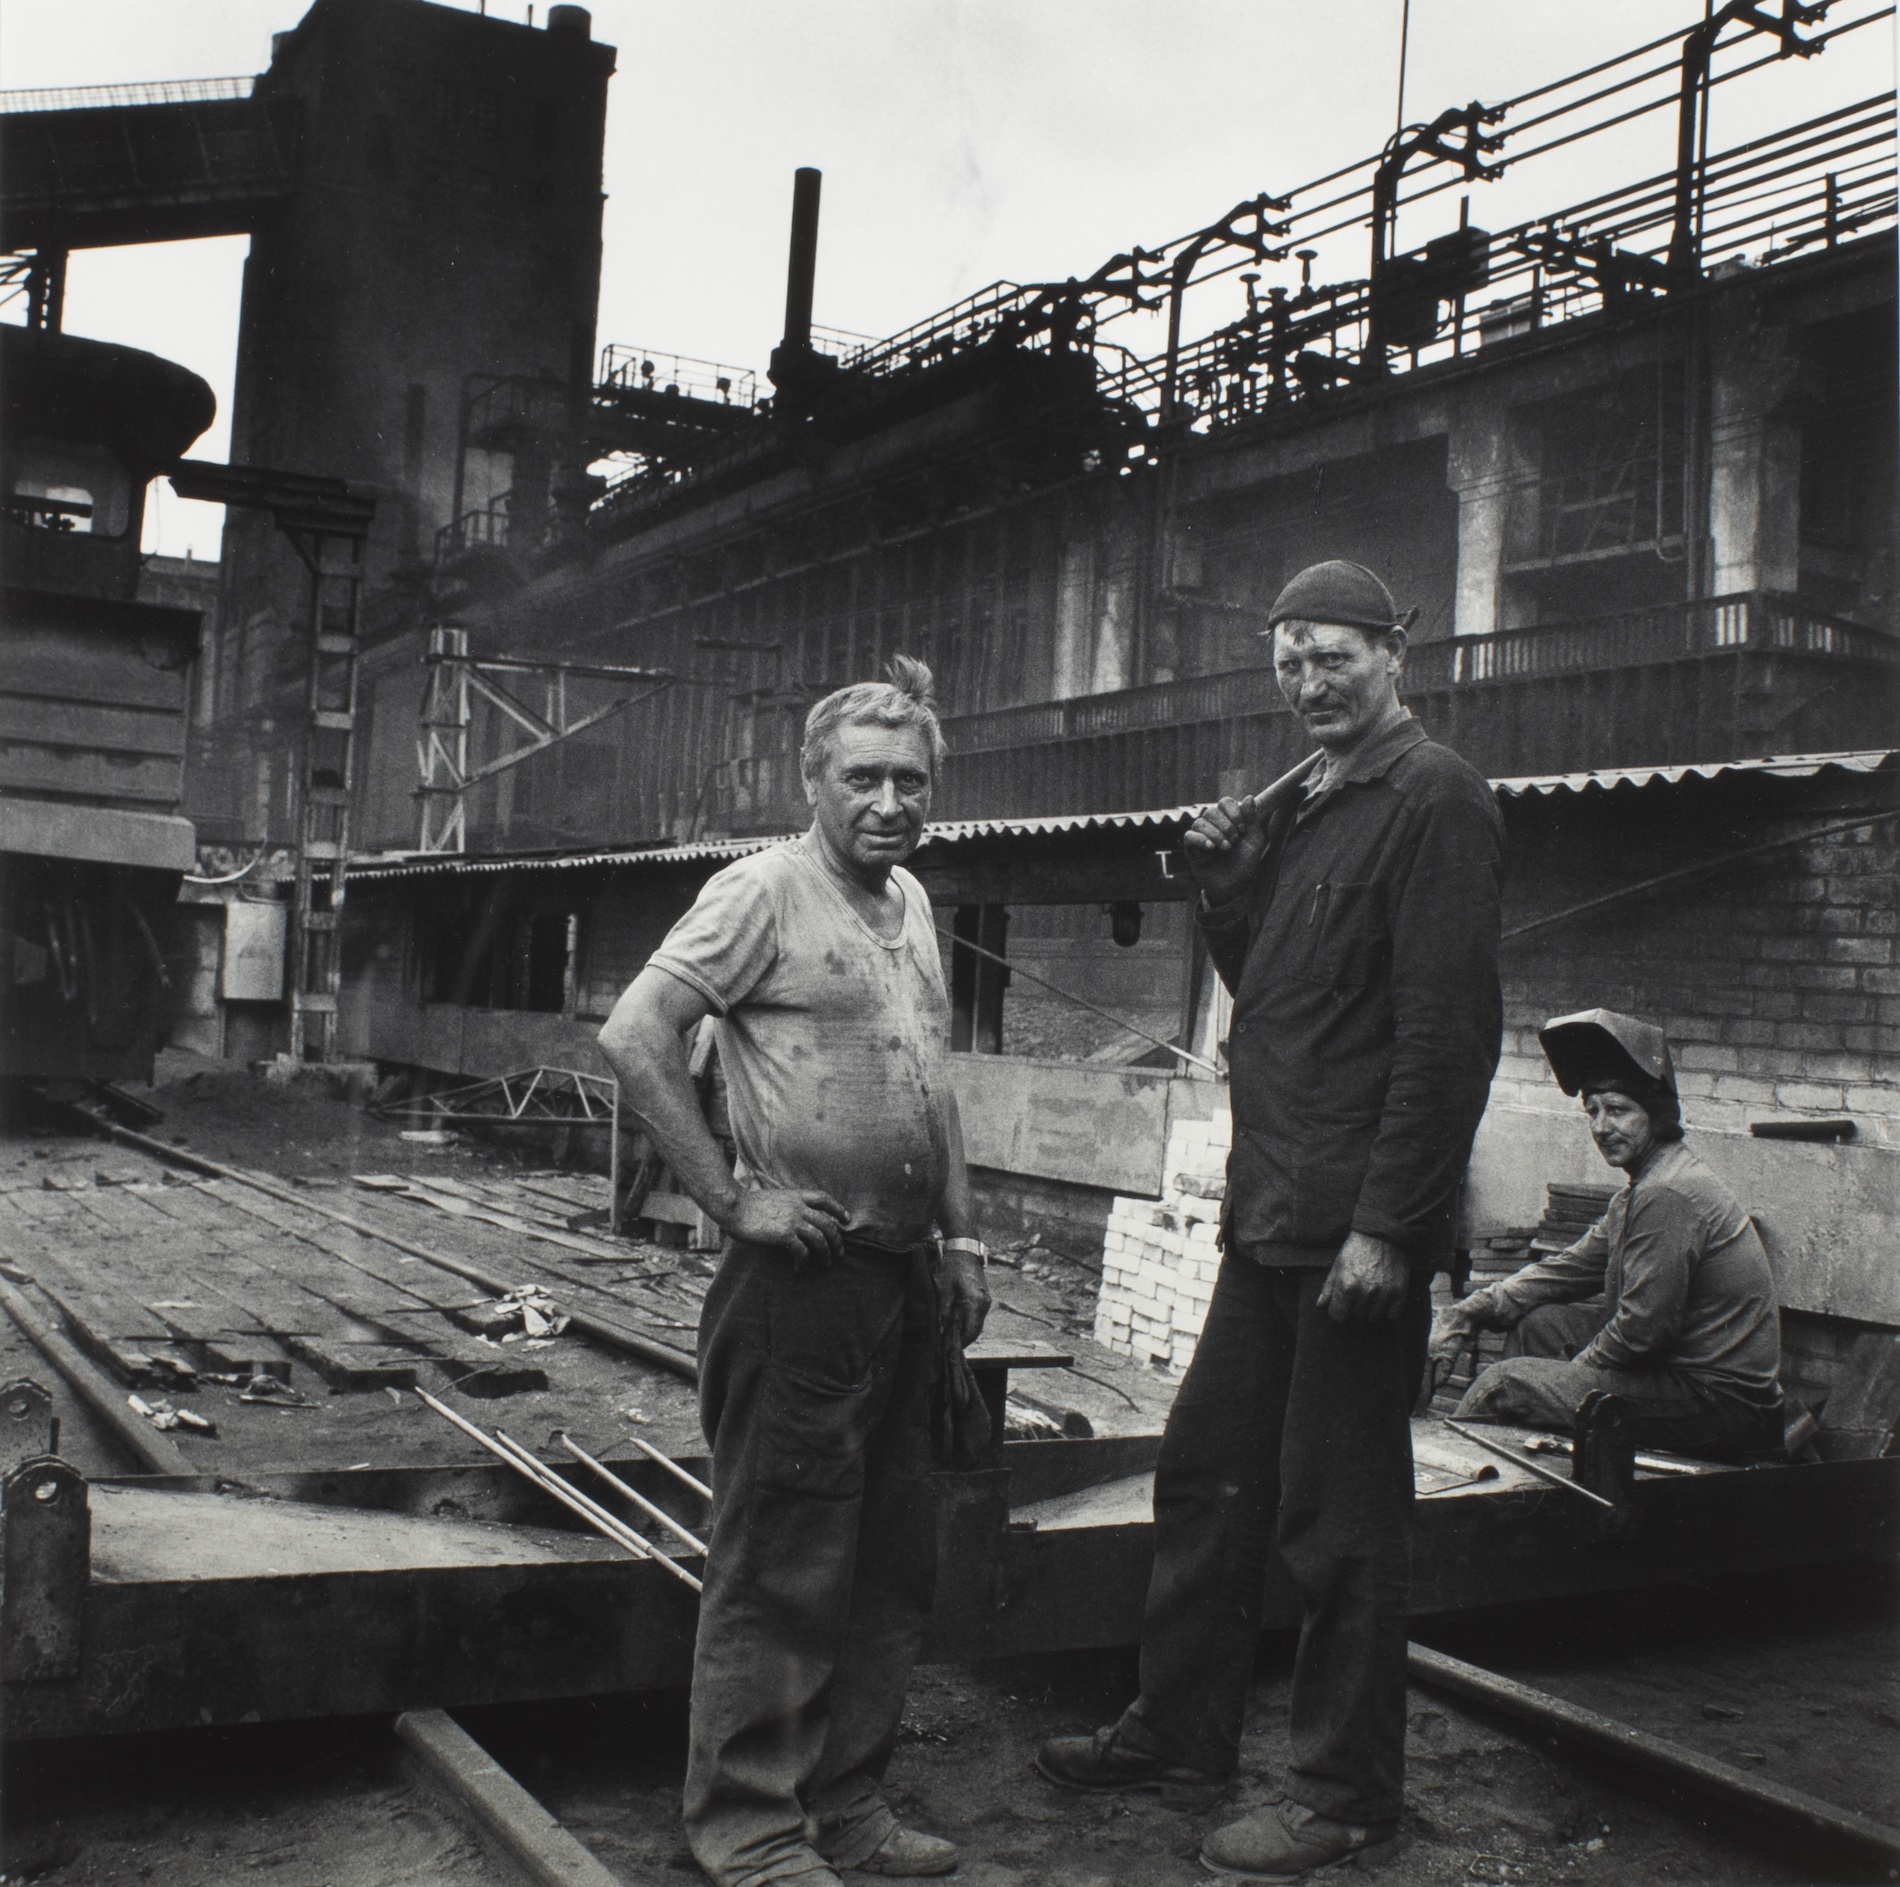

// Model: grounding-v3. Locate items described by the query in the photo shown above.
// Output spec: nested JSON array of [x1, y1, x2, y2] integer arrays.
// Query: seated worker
[[1430, 1008, 1784, 1461]]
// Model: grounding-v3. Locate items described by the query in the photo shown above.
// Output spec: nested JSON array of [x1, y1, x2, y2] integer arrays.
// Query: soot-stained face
[[1271, 619, 1406, 752]]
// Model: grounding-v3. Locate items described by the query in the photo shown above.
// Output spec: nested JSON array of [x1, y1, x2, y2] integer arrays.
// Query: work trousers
[[1455, 1301, 1781, 1462], [1121, 1255, 1432, 1828], [684, 1239, 939, 1887]]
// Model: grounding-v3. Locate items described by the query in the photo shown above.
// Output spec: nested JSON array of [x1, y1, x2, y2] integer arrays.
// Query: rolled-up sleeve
[[1350, 781, 1505, 1252]]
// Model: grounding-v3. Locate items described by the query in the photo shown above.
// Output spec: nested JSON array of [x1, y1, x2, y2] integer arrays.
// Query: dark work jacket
[[1202, 715, 1505, 1267]]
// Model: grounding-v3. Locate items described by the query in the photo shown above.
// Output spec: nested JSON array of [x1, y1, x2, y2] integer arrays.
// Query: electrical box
[[221, 900, 287, 1002]]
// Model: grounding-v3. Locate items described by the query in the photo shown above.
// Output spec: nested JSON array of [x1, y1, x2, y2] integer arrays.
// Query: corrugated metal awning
[[346, 750, 1894, 884], [1491, 749, 1895, 798]]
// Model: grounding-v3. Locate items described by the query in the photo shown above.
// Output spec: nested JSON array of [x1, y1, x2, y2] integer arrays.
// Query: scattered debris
[[127, 1393, 217, 1436], [465, 1285, 571, 1343]]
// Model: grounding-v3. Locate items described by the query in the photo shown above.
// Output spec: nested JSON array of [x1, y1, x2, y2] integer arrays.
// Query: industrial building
[[2, 5, 1899, 1874]]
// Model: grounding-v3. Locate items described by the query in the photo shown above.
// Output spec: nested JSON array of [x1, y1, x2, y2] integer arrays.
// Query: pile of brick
[[1093, 1114, 1231, 1377], [1429, 1178, 1618, 1405]]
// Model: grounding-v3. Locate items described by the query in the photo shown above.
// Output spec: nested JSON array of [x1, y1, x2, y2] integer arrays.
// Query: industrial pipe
[[1408, 1644, 1900, 1881], [782, 167, 822, 351]]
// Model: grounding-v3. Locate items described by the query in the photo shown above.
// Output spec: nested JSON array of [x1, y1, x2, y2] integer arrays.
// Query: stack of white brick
[[1094, 1113, 1232, 1378]]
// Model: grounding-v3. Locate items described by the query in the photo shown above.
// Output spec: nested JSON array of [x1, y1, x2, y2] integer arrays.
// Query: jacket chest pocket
[[1296, 880, 1388, 989]]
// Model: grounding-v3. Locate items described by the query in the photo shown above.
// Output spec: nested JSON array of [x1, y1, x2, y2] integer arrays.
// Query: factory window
[[418, 892, 575, 1013], [6, 439, 131, 536]]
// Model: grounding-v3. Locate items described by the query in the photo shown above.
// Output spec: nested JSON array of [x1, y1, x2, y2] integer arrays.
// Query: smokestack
[[782, 167, 821, 352]]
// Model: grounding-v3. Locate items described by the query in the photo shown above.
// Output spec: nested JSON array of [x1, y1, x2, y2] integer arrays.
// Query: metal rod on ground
[[557, 1432, 709, 1555], [1442, 1418, 1617, 1511], [1407, 1644, 1900, 1880], [83, 1117, 701, 1382], [490, 1427, 705, 1594], [629, 1432, 714, 1501], [417, 1389, 705, 1594], [412, 1389, 653, 1559], [0, 1272, 190, 1476]]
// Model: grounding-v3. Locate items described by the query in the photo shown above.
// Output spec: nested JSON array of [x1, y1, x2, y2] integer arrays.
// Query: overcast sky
[[3, 0, 1889, 555]]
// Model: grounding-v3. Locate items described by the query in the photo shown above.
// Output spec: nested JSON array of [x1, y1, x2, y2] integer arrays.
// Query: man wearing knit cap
[[1038, 559, 1505, 1880], [1434, 1008, 1784, 1460]]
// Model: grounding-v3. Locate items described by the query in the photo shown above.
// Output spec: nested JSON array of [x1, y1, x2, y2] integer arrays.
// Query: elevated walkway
[[0, 80, 298, 250]]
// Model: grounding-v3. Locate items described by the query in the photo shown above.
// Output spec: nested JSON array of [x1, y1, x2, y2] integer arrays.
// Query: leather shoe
[[1200, 1799, 1399, 1881], [1035, 1724, 1225, 1803], [848, 1825, 958, 1876]]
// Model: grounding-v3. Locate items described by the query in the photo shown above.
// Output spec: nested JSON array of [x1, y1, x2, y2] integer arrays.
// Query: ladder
[[289, 529, 364, 1062], [166, 460, 378, 1065]]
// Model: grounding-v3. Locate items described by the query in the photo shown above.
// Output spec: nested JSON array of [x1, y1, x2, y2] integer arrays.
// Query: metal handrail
[[936, 594, 1898, 755], [0, 76, 255, 114]]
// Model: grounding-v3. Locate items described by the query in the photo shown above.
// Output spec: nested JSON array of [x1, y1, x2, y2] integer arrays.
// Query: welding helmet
[[1538, 1008, 1683, 1142], [1263, 560, 1419, 635]]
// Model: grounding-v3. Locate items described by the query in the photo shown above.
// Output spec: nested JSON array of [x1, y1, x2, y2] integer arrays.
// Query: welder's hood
[[1538, 1008, 1678, 1100]]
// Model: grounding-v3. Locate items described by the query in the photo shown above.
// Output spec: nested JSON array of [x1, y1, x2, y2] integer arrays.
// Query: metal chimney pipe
[[782, 167, 822, 352]]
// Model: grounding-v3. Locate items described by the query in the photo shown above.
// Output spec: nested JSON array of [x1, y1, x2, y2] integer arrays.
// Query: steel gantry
[[416, 630, 677, 853]]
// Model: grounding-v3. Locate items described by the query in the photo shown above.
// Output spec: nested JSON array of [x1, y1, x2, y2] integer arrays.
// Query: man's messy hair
[[800, 655, 946, 781]]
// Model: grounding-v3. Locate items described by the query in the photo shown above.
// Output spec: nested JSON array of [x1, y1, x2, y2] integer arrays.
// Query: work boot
[[1034, 1723, 1225, 1804], [1199, 1800, 1400, 1881], [847, 1825, 959, 1876]]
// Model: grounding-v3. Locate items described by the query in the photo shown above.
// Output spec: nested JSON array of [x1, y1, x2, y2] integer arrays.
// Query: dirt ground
[[11, 1564, 1897, 1886], [6, 1057, 1898, 1886]]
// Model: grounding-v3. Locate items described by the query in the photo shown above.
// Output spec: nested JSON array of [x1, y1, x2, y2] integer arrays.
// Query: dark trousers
[[1456, 1300, 1780, 1461], [1122, 1256, 1431, 1827], [683, 1240, 939, 1887]]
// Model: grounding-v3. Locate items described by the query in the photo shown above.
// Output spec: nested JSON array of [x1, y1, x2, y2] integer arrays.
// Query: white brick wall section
[[1096, 1110, 1234, 1380]]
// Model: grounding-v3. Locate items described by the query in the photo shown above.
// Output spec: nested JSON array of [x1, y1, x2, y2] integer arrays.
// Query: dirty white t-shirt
[[645, 835, 952, 1251]]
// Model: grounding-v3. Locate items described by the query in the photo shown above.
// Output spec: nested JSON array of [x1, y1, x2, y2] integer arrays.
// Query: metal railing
[[0, 76, 256, 114], [937, 592, 1897, 756], [599, 345, 759, 410]]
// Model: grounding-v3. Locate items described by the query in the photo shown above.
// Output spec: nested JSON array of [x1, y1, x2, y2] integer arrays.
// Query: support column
[[1707, 312, 1802, 596], [1050, 535, 1095, 698], [950, 904, 1009, 1054], [1446, 396, 1516, 637]]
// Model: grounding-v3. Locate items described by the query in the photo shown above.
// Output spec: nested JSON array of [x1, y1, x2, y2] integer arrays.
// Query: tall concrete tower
[[212, 0, 614, 730]]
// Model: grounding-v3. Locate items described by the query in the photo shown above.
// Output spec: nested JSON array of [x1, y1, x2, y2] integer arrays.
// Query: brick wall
[[1494, 775, 1897, 1143], [1095, 1114, 1230, 1376]]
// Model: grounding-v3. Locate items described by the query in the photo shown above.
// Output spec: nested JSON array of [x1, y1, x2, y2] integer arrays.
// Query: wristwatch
[[941, 1236, 989, 1267]]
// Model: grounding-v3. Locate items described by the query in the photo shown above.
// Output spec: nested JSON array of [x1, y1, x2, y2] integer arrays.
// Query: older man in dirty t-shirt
[[600, 657, 989, 1887]]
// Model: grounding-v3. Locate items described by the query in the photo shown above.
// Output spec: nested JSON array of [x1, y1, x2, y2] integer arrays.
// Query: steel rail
[[1408, 1644, 1900, 1877], [0, 1272, 190, 1475], [82, 1118, 702, 1381]]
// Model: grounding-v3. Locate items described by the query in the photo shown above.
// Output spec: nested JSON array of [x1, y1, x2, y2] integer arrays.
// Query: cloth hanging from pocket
[[932, 1317, 993, 1471]]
